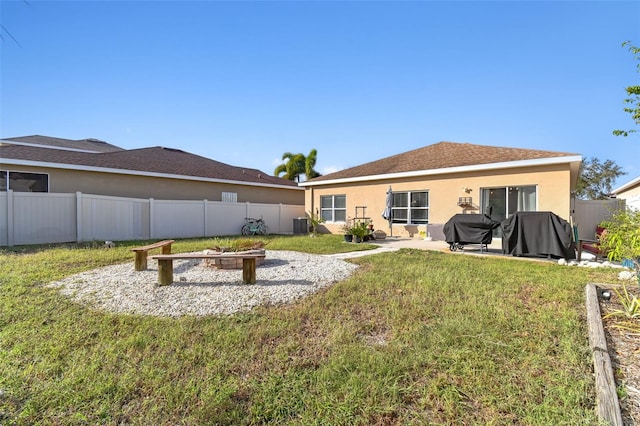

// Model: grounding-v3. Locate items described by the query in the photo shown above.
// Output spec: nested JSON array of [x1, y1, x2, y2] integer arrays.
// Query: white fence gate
[[0, 191, 305, 246]]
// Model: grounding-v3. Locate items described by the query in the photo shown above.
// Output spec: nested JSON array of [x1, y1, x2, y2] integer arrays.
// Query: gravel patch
[[47, 251, 359, 317]]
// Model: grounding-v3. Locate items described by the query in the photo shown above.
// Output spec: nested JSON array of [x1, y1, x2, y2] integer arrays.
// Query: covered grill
[[443, 213, 501, 252], [501, 211, 575, 259]]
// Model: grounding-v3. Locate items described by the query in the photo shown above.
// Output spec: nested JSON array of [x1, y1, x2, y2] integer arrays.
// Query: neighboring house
[[300, 141, 582, 239], [611, 176, 640, 211], [0, 135, 303, 205]]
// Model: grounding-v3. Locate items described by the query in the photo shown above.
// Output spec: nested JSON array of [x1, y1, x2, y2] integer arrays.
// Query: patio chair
[[574, 225, 607, 261]]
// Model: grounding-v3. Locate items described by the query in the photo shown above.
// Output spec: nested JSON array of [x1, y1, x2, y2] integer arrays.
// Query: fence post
[[76, 192, 82, 242], [149, 198, 155, 240], [0, 193, 4, 246], [6, 190, 14, 246], [203, 199, 208, 237]]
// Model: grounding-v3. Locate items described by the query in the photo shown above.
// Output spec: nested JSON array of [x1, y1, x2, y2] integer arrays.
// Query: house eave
[[0, 158, 303, 191], [612, 176, 640, 195], [300, 155, 583, 187]]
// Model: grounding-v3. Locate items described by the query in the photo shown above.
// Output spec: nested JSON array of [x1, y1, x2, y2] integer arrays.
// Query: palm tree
[[305, 149, 321, 180], [274, 149, 322, 182], [274, 152, 306, 182]]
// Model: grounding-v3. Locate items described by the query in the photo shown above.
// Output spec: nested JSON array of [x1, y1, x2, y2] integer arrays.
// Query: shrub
[[306, 209, 326, 236], [600, 208, 640, 276]]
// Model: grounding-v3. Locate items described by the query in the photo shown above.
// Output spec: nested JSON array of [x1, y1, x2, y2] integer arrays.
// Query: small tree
[[599, 208, 640, 279], [613, 41, 640, 137], [575, 157, 626, 199]]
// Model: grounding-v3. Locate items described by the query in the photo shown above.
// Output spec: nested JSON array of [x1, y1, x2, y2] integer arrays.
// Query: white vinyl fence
[[0, 191, 305, 246], [572, 198, 626, 240]]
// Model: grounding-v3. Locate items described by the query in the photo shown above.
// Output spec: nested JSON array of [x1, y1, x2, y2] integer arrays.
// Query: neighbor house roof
[[0, 137, 299, 189], [1, 135, 124, 153], [611, 175, 640, 195], [301, 141, 582, 186]]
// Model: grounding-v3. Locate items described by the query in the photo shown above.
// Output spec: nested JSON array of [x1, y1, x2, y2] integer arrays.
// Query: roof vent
[[160, 147, 184, 153], [86, 138, 107, 143]]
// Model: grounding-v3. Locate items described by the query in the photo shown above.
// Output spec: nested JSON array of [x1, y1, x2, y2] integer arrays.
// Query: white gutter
[[0, 158, 304, 191], [612, 175, 640, 194], [299, 155, 583, 187]]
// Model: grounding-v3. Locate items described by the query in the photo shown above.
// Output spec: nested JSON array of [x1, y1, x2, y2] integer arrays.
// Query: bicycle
[[241, 217, 269, 236]]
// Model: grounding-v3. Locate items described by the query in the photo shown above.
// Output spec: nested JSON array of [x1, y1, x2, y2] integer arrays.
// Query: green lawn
[[0, 235, 621, 424]]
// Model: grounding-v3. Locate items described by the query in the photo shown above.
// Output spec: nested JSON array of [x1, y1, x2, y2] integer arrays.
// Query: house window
[[221, 192, 238, 203], [0, 171, 49, 192], [391, 191, 429, 224], [320, 195, 346, 222], [481, 185, 536, 222]]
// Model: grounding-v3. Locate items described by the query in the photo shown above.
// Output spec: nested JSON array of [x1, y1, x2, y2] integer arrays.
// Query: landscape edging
[[585, 283, 624, 425]]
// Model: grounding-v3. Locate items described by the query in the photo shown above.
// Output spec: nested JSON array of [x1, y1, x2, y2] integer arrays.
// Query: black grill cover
[[501, 211, 575, 259], [443, 214, 501, 245]]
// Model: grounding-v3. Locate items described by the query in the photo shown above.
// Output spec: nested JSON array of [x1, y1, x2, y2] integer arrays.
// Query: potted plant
[[419, 227, 432, 241], [351, 221, 369, 243], [341, 222, 354, 242]]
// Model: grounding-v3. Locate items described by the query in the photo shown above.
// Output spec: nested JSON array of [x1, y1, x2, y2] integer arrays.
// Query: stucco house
[[300, 141, 582, 239], [0, 135, 303, 205], [611, 176, 640, 211]]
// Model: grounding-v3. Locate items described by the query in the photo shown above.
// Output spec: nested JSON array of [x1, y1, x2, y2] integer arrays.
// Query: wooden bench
[[149, 253, 266, 286], [131, 240, 175, 271]]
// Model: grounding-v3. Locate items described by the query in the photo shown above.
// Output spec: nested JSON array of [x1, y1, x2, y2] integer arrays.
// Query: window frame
[[391, 190, 429, 225], [1, 170, 50, 192], [320, 194, 347, 223]]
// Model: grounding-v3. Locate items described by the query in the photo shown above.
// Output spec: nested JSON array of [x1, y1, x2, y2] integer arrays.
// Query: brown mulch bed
[[601, 283, 640, 425]]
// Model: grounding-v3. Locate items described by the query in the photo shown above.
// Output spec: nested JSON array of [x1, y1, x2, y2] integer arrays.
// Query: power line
[[1, 24, 23, 48], [1, 1, 30, 48]]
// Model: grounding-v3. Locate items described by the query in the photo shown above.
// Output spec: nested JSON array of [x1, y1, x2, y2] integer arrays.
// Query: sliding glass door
[[481, 186, 537, 234]]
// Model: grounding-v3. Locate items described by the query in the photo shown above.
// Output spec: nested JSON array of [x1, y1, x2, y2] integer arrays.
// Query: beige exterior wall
[[616, 181, 640, 211], [305, 163, 573, 239], [1, 165, 304, 205]]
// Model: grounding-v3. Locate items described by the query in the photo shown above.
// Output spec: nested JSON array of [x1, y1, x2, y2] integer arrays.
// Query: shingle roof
[[0, 144, 299, 188], [2, 135, 124, 153], [306, 141, 580, 183]]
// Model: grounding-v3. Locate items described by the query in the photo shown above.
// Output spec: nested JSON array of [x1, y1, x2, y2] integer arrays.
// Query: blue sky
[[1, 1, 639, 188]]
